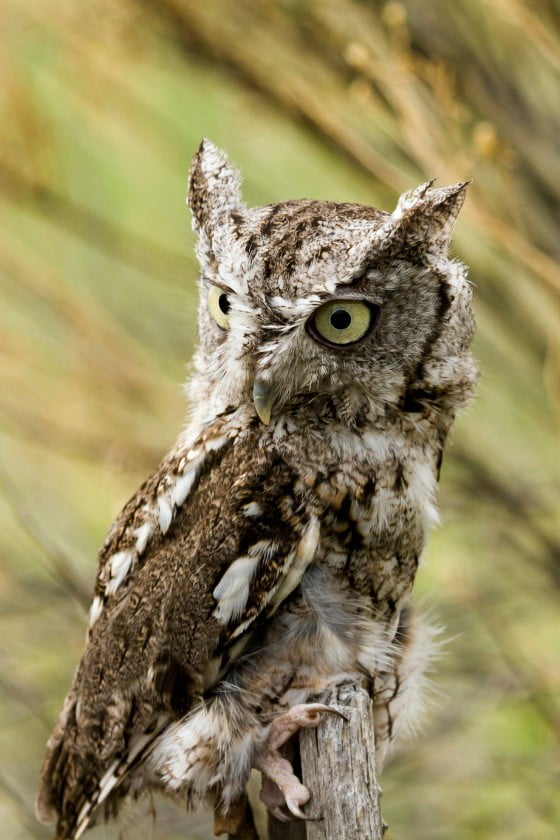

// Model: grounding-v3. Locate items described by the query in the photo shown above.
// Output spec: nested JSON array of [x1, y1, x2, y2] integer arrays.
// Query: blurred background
[[1, 1, 559, 838]]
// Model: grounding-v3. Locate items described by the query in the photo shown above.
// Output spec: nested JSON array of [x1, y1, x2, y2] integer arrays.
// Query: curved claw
[[286, 799, 315, 821], [271, 799, 322, 823], [307, 703, 348, 722], [271, 806, 293, 823]]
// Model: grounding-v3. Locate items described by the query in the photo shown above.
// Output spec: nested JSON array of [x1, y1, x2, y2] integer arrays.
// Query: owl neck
[[270, 389, 457, 454], [184, 372, 458, 454]]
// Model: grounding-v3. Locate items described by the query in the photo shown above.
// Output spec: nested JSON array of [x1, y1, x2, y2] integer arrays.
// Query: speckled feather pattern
[[36, 140, 477, 838]]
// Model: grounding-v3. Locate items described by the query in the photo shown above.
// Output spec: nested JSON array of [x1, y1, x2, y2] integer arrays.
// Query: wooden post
[[269, 681, 384, 840]]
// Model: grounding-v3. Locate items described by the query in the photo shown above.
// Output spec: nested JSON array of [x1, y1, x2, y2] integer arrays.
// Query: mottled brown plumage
[[37, 140, 477, 838]]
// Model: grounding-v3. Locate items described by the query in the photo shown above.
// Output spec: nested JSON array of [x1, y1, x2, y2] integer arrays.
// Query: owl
[[36, 140, 477, 839]]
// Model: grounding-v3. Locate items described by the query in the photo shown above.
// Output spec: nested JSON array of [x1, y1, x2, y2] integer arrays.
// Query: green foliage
[[0, 0, 558, 836]]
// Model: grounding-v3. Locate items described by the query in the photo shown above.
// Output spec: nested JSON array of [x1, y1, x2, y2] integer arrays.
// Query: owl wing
[[36, 416, 318, 839]]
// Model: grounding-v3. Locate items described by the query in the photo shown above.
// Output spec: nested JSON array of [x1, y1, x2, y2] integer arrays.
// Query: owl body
[[37, 142, 477, 838]]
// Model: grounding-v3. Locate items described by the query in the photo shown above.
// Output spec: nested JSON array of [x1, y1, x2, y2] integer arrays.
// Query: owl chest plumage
[[274, 419, 436, 603]]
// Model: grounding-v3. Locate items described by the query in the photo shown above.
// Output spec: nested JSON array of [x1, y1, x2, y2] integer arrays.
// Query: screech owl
[[36, 140, 477, 839]]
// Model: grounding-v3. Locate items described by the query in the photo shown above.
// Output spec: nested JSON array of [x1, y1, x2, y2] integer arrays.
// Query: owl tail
[[35, 689, 103, 839], [36, 688, 79, 831], [36, 687, 169, 839], [72, 714, 169, 839]]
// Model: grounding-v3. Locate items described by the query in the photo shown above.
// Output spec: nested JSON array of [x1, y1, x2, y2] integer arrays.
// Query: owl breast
[[275, 420, 438, 618]]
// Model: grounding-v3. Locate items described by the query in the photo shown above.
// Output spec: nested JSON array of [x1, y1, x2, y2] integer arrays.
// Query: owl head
[[186, 140, 476, 429]]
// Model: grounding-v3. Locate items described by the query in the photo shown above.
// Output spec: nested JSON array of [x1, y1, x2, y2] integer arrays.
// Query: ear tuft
[[392, 179, 437, 221], [392, 179, 471, 258], [187, 140, 244, 235]]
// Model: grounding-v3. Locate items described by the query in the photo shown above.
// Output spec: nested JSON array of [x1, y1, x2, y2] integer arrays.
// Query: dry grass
[[0, 1, 559, 837]]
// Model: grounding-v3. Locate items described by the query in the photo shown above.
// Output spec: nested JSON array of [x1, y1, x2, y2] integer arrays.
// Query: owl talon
[[270, 803, 320, 823], [285, 800, 311, 821], [286, 798, 322, 821], [256, 702, 342, 821], [267, 702, 345, 750], [255, 751, 310, 819], [270, 806, 292, 823]]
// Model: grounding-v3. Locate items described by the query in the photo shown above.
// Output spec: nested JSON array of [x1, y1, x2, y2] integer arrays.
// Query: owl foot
[[255, 703, 345, 820], [267, 703, 345, 750]]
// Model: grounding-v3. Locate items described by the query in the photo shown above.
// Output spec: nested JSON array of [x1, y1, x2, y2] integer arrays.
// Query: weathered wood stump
[[269, 681, 384, 840]]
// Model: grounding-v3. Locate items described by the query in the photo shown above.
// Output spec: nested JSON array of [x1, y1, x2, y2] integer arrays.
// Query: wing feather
[[37, 418, 318, 838]]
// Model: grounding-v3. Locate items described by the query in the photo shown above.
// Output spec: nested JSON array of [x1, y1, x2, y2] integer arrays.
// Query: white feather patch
[[407, 461, 440, 531], [242, 501, 263, 518], [213, 553, 261, 624], [88, 595, 104, 629], [154, 436, 228, 538], [105, 550, 134, 596], [157, 495, 173, 535], [204, 434, 228, 453], [171, 468, 198, 507], [147, 704, 256, 807], [134, 522, 152, 554], [150, 709, 215, 792]]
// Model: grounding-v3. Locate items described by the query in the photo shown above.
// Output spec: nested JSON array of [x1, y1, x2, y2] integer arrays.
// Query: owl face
[[188, 141, 474, 425]]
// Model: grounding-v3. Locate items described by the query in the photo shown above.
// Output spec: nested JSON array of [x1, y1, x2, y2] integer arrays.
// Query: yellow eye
[[306, 299, 379, 347], [208, 285, 231, 330]]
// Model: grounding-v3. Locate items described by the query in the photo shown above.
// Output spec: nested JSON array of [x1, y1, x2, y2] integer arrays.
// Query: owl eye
[[208, 285, 231, 329], [306, 299, 379, 347]]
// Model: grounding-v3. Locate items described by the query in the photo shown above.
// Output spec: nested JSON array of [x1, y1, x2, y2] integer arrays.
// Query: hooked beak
[[253, 378, 273, 425]]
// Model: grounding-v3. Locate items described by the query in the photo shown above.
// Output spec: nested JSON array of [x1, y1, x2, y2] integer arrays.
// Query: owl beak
[[253, 378, 273, 425]]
